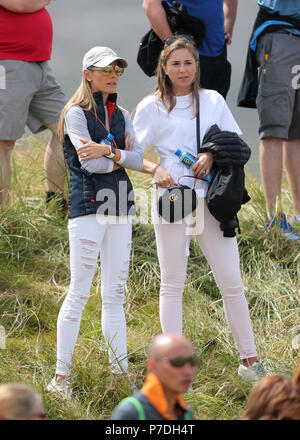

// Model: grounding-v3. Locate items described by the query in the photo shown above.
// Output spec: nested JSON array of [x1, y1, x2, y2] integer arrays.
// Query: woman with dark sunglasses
[[47, 46, 143, 399], [133, 36, 266, 384]]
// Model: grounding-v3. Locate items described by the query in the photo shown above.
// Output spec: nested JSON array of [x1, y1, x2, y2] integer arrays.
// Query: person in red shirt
[[0, 0, 66, 209]]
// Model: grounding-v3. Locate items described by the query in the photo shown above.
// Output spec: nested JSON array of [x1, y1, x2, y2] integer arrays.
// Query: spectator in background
[[0, 0, 66, 209], [111, 334, 196, 420], [242, 374, 300, 420], [142, 0, 238, 98], [0, 383, 47, 420], [238, 1, 300, 240]]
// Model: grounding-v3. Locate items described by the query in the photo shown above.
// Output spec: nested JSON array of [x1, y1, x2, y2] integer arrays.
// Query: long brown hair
[[58, 73, 97, 144], [155, 36, 200, 115], [242, 375, 300, 420]]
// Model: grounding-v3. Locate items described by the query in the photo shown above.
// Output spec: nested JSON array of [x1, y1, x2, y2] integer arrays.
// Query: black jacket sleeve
[[201, 124, 251, 167]]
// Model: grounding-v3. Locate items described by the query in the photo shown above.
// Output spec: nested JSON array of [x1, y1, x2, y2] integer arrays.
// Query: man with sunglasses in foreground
[[111, 334, 197, 420]]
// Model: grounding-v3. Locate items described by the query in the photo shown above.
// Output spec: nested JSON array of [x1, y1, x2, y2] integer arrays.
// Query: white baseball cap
[[82, 46, 128, 70]]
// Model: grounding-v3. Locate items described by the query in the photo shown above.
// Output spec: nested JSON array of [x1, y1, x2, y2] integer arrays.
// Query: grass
[[0, 138, 299, 420]]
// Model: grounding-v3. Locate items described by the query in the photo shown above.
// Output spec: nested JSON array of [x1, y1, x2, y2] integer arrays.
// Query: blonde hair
[[155, 37, 200, 115], [0, 383, 42, 420], [242, 375, 300, 420], [58, 73, 97, 144]]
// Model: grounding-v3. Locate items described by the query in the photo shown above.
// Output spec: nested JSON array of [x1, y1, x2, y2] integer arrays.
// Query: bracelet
[[151, 164, 160, 176]]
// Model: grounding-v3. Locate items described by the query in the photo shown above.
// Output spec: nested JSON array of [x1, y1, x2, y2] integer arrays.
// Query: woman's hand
[[192, 152, 213, 178], [153, 166, 177, 188], [77, 139, 110, 160], [125, 132, 134, 151]]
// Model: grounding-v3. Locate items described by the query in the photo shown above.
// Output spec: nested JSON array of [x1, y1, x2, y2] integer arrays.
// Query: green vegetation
[[0, 140, 299, 420]]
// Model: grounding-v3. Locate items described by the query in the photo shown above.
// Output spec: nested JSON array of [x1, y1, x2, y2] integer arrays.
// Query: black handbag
[[157, 113, 202, 223], [137, 0, 205, 77], [158, 183, 198, 223]]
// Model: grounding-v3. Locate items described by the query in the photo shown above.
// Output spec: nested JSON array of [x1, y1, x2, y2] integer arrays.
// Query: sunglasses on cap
[[158, 355, 199, 368], [164, 35, 196, 47], [87, 65, 124, 76]]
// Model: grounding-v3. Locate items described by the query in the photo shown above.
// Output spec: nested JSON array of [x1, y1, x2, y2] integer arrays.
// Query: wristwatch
[[105, 143, 116, 159]]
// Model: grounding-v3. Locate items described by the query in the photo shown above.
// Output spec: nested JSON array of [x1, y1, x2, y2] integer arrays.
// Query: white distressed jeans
[[56, 214, 132, 375], [153, 199, 258, 360]]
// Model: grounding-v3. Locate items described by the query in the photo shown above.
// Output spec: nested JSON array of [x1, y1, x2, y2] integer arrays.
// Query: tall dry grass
[[0, 140, 299, 419]]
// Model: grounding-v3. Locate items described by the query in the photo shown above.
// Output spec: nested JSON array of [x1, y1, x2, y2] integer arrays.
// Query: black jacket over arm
[[201, 124, 251, 237]]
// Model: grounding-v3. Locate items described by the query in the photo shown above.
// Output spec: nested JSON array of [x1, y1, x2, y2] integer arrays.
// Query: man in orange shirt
[[0, 0, 66, 208], [111, 334, 197, 420]]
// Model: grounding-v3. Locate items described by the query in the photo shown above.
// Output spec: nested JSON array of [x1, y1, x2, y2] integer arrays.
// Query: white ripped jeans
[[153, 199, 258, 360], [56, 214, 132, 376]]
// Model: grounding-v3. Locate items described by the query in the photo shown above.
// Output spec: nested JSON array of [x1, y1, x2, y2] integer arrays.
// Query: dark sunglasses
[[159, 355, 199, 368], [87, 65, 124, 76], [164, 35, 196, 47]]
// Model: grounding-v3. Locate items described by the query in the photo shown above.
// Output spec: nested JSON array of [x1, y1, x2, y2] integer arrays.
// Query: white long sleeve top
[[133, 89, 242, 195], [64, 104, 143, 174]]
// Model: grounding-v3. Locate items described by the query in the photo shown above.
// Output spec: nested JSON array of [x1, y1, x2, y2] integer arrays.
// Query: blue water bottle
[[101, 133, 114, 145], [174, 149, 212, 182], [174, 149, 197, 168]]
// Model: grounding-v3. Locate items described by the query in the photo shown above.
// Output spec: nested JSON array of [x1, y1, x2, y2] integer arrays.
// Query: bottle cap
[[174, 149, 182, 157], [107, 133, 114, 141]]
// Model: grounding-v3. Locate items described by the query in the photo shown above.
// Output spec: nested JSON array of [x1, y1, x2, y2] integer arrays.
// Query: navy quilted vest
[[63, 92, 135, 218]]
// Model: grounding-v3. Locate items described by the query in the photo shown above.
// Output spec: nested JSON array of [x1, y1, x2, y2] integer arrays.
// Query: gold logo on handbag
[[158, 184, 198, 223], [169, 193, 178, 202]]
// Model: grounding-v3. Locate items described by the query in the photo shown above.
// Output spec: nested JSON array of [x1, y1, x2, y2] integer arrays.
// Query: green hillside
[[0, 140, 299, 420]]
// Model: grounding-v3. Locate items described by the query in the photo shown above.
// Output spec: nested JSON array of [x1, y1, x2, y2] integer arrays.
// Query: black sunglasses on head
[[159, 355, 199, 368], [164, 34, 196, 47]]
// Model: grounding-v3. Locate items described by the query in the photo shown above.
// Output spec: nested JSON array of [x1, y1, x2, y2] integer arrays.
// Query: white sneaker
[[47, 376, 72, 401], [238, 361, 266, 384]]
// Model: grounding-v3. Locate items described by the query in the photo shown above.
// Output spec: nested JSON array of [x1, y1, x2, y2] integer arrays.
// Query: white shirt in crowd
[[133, 89, 242, 195]]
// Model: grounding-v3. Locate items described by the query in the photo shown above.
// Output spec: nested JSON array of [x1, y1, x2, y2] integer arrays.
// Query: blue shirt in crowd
[[165, 0, 225, 57]]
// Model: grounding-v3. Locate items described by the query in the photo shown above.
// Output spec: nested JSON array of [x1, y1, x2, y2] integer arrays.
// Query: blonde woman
[[133, 36, 266, 383], [47, 46, 143, 399]]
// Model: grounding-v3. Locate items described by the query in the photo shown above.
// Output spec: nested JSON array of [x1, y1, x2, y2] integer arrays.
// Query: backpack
[[137, 0, 205, 77]]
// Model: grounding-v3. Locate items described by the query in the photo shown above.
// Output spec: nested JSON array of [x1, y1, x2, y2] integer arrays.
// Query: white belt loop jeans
[[56, 214, 132, 376], [153, 199, 257, 360]]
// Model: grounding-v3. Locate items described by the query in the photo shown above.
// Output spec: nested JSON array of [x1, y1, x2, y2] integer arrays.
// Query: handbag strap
[[196, 111, 201, 155], [89, 109, 119, 149], [120, 397, 146, 420]]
